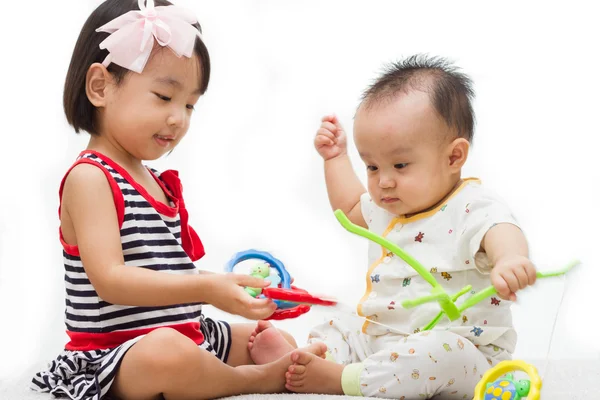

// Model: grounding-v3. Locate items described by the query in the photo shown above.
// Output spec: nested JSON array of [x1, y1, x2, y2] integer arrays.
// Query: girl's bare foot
[[248, 320, 295, 364], [285, 350, 345, 395]]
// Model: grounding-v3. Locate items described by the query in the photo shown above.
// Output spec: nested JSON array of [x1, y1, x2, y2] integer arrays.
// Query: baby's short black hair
[[361, 54, 475, 142], [63, 0, 210, 135]]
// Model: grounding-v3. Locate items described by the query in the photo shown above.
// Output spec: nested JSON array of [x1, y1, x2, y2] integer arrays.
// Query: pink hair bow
[[96, 0, 202, 73]]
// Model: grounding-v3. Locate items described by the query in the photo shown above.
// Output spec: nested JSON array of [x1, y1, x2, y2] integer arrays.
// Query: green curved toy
[[334, 209, 579, 331]]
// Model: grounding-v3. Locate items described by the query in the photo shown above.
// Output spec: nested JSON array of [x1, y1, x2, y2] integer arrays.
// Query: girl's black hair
[[64, 0, 210, 135]]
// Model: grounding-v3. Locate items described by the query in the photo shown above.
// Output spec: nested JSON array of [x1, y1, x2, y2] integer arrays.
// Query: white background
[[0, 0, 598, 383]]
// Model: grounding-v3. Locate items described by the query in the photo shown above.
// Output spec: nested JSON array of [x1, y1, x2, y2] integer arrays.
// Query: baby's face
[[354, 90, 458, 216]]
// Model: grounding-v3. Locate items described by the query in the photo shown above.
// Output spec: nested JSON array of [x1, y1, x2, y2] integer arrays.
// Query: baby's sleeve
[[456, 189, 521, 273]]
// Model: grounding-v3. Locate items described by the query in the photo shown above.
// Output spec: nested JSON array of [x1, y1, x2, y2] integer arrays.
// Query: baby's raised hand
[[490, 255, 537, 301], [204, 273, 277, 320], [314, 114, 347, 160]]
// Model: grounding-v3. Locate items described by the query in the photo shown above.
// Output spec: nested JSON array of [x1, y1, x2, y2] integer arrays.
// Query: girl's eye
[[186, 104, 195, 110], [367, 165, 378, 172], [155, 93, 171, 102], [394, 163, 408, 169]]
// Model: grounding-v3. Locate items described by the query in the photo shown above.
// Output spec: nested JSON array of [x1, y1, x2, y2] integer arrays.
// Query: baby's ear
[[85, 63, 112, 108], [447, 138, 470, 171]]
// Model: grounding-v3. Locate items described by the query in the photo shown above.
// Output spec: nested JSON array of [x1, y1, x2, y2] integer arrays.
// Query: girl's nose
[[167, 108, 186, 129]]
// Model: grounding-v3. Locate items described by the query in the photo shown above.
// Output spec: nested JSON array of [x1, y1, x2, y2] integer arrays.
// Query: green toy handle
[[334, 209, 440, 288], [334, 208, 580, 330], [458, 259, 580, 311]]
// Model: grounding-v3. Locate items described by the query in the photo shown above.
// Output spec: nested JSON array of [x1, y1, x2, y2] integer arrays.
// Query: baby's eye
[[154, 93, 171, 102], [394, 163, 408, 169], [367, 165, 378, 172], [186, 104, 195, 111]]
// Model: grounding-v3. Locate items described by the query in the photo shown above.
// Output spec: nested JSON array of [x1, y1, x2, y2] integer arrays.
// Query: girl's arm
[[62, 164, 275, 318]]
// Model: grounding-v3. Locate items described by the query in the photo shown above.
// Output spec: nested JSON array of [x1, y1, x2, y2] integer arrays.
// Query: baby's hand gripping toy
[[332, 209, 579, 331]]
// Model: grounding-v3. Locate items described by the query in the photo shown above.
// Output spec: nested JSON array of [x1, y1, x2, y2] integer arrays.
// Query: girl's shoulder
[[59, 150, 126, 227]]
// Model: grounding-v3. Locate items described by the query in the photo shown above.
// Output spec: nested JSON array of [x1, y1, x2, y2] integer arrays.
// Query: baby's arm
[[62, 164, 276, 319], [315, 115, 367, 228], [482, 223, 537, 301]]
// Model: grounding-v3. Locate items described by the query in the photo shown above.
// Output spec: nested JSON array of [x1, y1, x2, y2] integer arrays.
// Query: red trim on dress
[[159, 170, 206, 261], [65, 321, 205, 351], [59, 150, 205, 260], [80, 150, 179, 218], [58, 158, 126, 256]]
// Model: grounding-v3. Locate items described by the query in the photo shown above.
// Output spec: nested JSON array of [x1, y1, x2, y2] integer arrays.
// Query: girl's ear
[[447, 137, 470, 172], [85, 63, 112, 107]]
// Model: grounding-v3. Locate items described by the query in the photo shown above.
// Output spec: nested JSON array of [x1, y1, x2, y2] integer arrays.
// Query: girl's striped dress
[[31, 150, 231, 400]]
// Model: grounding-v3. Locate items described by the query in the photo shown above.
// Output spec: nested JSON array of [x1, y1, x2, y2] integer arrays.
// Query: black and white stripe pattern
[[63, 153, 202, 334], [32, 153, 233, 399], [32, 317, 231, 399]]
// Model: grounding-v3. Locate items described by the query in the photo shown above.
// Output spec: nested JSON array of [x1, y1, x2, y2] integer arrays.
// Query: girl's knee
[[137, 328, 199, 370]]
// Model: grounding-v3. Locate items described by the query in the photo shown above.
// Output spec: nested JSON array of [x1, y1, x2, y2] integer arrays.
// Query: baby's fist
[[314, 114, 347, 160], [490, 255, 537, 301]]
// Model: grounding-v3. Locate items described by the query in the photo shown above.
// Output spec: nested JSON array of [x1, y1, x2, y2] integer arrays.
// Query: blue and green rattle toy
[[225, 249, 336, 320]]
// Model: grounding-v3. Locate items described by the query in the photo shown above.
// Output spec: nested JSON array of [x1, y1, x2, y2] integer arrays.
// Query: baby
[[285, 55, 537, 398]]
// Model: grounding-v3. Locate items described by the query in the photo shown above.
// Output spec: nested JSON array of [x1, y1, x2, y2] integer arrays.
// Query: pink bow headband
[[96, 0, 202, 73]]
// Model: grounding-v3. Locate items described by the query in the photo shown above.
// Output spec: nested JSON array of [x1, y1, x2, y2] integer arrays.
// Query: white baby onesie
[[308, 179, 520, 398]]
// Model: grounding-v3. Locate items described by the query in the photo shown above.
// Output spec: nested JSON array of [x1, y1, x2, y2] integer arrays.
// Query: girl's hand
[[204, 273, 277, 320], [314, 114, 348, 160], [490, 255, 537, 301]]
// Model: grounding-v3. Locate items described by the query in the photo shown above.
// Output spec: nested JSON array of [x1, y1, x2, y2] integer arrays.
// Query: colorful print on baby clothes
[[441, 272, 452, 281], [415, 232, 425, 242], [471, 327, 483, 337], [491, 297, 501, 306], [371, 274, 380, 283], [428, 352, 438, 363]]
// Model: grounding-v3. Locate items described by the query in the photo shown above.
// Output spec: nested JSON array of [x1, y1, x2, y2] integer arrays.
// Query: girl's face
[[99, 47, 202, 161]]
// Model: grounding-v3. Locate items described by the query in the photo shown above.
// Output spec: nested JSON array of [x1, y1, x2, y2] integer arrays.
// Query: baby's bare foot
[[285, 350, 345, 395], [251, 342, 330, 394]]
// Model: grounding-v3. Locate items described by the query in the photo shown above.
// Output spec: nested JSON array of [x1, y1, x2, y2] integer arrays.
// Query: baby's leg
[[307, 316, 371, 365], [288, 330, 492, 399], [109, 327, 326, 400], [355, 330, 491, 398], [285, 317, 373, 395]]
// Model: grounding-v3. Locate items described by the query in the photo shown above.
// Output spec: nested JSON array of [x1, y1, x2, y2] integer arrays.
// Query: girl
[[31, 1, 325, 399]]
